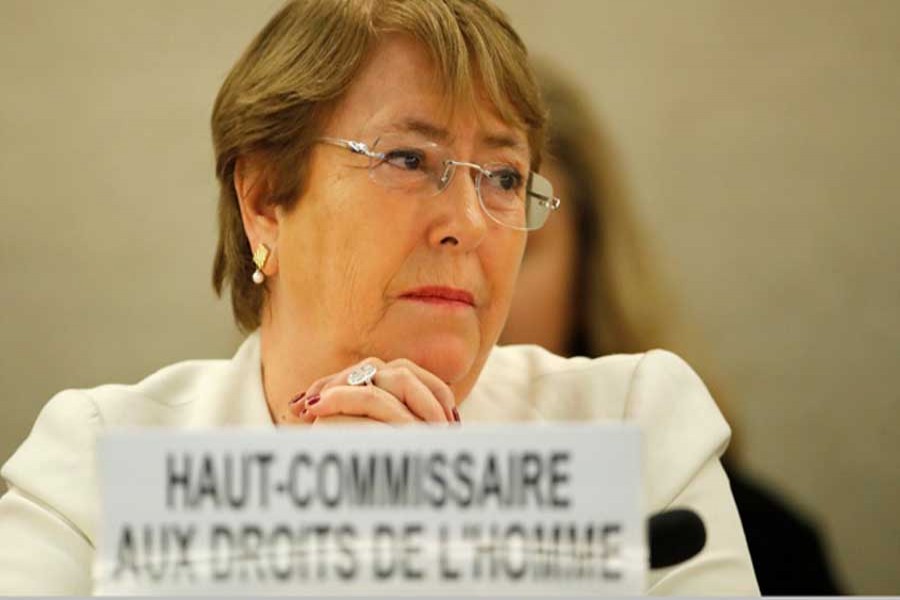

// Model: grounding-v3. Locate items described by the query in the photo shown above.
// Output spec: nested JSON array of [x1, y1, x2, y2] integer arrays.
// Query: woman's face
[[498, 158, 578, 356], [269, 35, 528, 398]]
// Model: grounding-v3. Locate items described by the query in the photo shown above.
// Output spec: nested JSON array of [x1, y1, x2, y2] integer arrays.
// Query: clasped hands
[[288, 358, 460, 426]]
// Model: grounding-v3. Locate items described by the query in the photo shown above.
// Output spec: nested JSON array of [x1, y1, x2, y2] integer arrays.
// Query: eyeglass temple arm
[[318, 137, 383, 160], [528, 190, 561, 211]]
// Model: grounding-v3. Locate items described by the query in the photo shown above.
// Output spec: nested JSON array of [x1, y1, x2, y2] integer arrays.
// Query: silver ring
[[347, 363, 377, 386]]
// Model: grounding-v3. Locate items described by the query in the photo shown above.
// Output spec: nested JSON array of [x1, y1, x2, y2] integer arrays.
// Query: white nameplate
[[94, 423, 644, 595]]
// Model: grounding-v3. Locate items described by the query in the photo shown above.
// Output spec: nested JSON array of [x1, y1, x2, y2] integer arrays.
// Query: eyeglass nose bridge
[[437, 159, 488, 193]]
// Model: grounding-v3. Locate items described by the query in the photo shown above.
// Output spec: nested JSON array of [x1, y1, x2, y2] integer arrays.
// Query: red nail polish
[[452, 407, 461, 423], [289, 392, 306, 406], [306, 394, 320, 407]]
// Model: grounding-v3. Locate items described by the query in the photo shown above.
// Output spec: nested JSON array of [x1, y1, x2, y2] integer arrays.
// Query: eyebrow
[[396, 118, 450, 142], [394, 117, 528, 152]]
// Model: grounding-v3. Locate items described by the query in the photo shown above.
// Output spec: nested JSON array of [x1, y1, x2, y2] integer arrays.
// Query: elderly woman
[[0, 0, 757, 595]]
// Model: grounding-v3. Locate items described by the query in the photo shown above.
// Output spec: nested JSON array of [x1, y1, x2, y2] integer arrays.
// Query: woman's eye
[[384, 149, 425, 171], [490, 169, 523, 191]]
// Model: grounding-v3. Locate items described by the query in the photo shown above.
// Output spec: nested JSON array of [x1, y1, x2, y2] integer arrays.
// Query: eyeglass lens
[[367, 133, 554, 231]]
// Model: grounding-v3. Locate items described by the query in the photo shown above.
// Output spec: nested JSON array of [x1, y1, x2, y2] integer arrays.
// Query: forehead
[[325, 35, 528, 151]]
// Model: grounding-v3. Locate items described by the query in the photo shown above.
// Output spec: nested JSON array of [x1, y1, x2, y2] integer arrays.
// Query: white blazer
[[0, 332, 758, 595]]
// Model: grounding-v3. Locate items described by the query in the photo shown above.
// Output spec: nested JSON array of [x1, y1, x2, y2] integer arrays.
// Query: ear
[[235, 154, 279, 277]]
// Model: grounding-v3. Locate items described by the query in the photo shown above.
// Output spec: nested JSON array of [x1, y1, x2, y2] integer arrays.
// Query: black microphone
[[648, 508, 707, 569]]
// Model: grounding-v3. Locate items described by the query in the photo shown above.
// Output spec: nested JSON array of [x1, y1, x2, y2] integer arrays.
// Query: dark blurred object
[[726, 463, 844, 595], [649, 509, 707, 570]]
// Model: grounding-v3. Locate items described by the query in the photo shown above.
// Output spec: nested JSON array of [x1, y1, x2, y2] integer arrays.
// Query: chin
[[396, 334, 478, 384]]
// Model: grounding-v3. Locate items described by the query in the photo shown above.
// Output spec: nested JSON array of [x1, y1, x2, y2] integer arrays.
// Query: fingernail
[[452, 407, 461, 423], [306, 394, 321, 407], [288, 393, 307, 417]]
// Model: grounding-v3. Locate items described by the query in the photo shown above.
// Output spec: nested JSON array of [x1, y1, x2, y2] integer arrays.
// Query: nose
[[427, 161, 488, 250]]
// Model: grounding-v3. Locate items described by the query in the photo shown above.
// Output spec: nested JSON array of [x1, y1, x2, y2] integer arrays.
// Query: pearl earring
[[252, 243, 270, 285]]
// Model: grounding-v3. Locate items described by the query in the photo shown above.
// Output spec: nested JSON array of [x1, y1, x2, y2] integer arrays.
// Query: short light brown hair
[[211, 0, 547, 332]]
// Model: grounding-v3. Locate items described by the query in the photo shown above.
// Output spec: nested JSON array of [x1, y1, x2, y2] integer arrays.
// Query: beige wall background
[[1, 0, 897, 593]]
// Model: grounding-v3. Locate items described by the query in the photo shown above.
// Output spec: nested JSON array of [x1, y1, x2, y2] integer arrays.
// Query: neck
[[258, 309, 346, 425]]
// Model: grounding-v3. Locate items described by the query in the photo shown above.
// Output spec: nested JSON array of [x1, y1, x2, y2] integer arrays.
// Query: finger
[[291, 358, 389, 422], [304, 385, 419, 425], [305, 357, 388, 398], [302, 375, 334, 399], [287, 393, 317, 424], [374, 366, 448, 423], [386, 358, 457, 422]]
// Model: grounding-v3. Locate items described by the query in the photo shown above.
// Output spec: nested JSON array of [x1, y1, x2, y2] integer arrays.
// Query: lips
[[399, 286, 476, 307]]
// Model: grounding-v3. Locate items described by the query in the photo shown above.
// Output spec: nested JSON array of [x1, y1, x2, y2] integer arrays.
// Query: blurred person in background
[[499, 60, 844, 596]]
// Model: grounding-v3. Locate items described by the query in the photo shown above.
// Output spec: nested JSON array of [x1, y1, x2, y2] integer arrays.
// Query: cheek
[[279, 180, 417, 334]]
